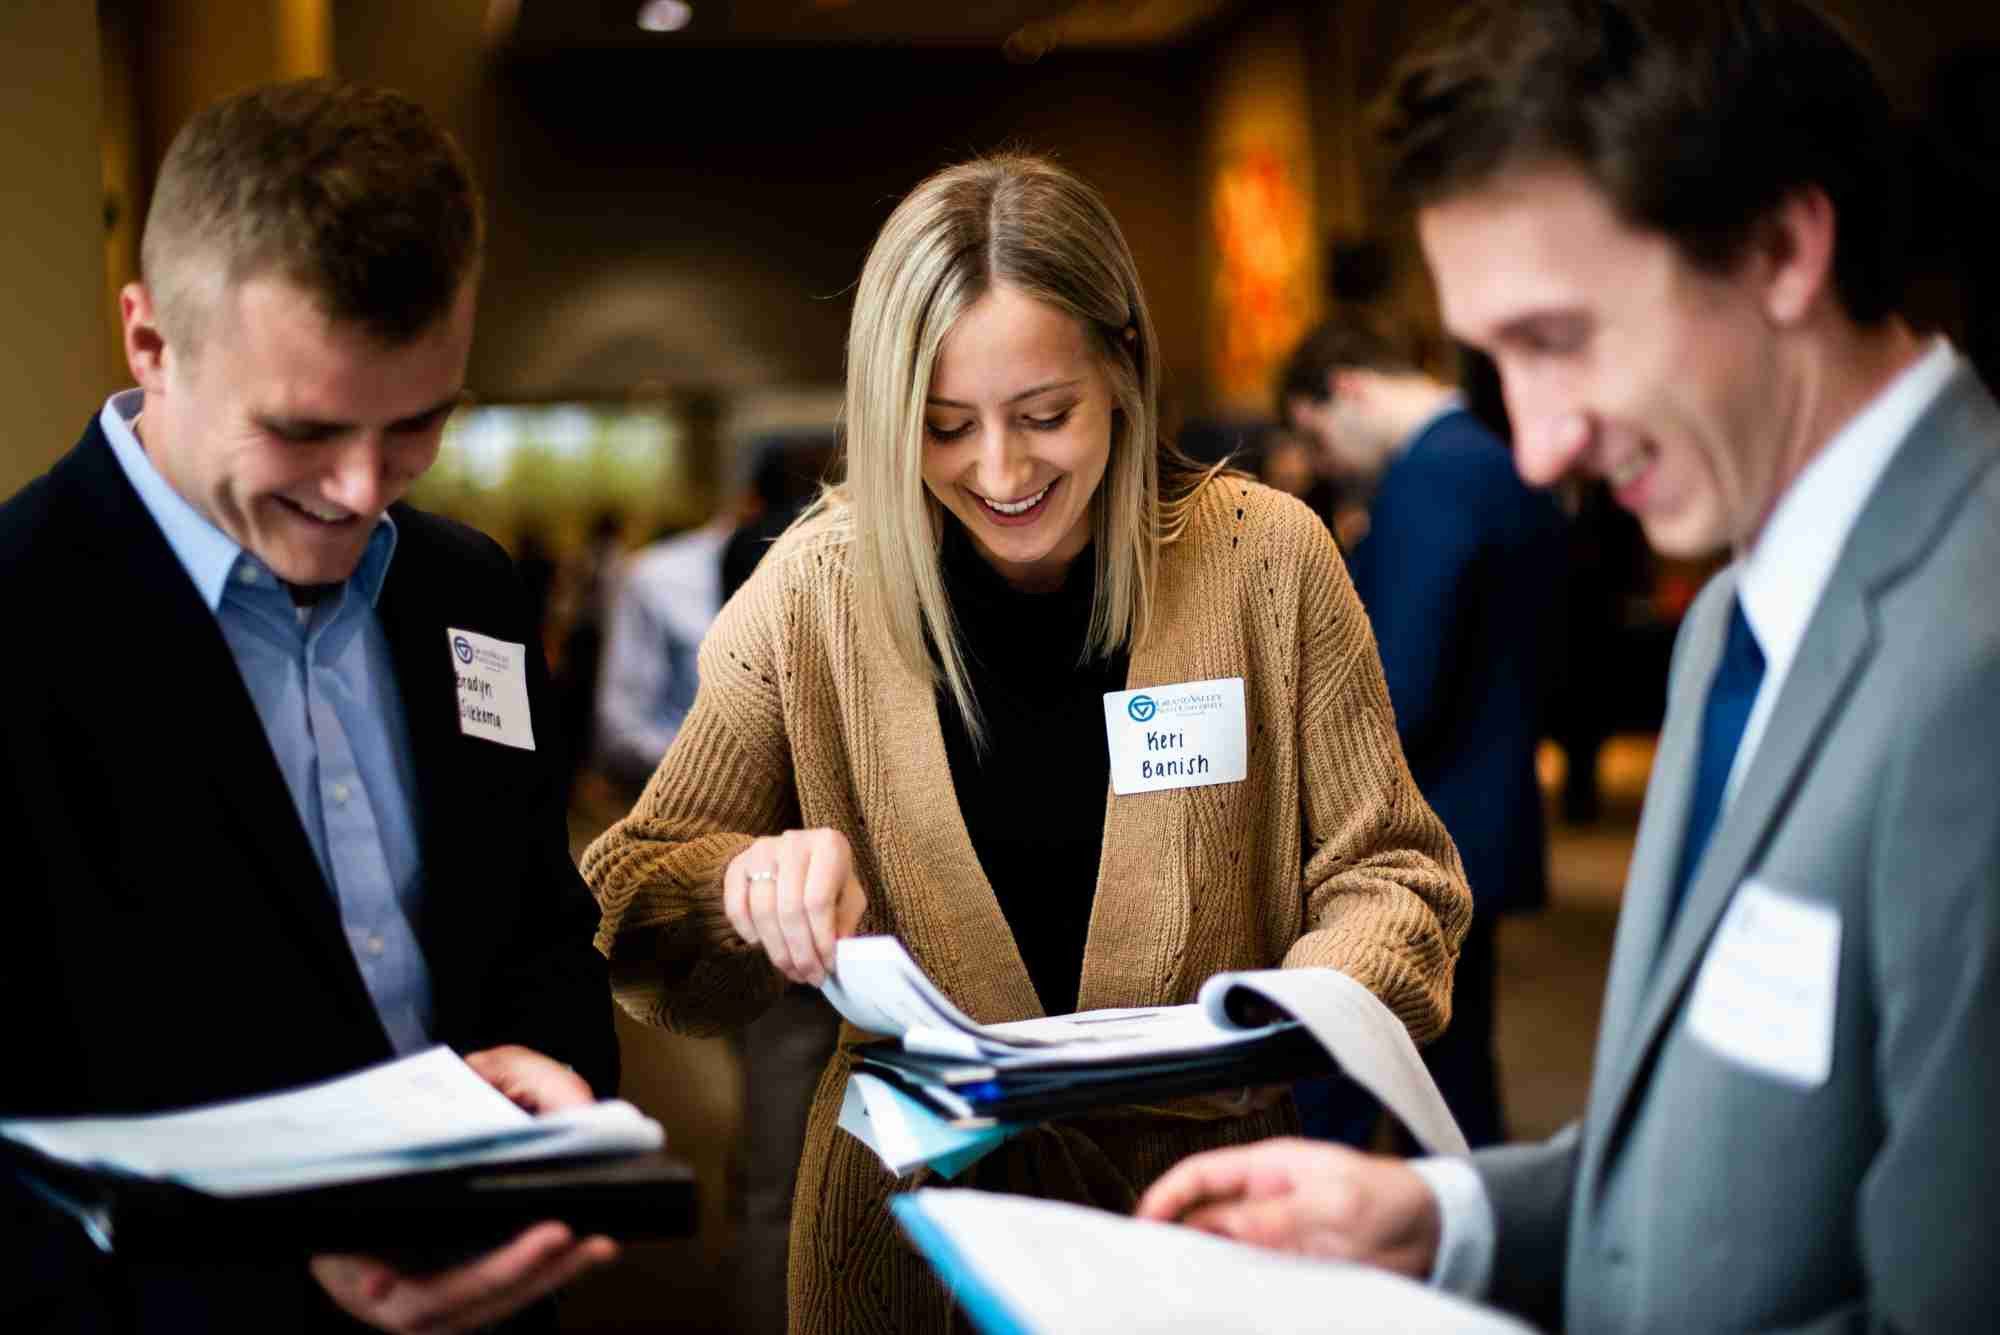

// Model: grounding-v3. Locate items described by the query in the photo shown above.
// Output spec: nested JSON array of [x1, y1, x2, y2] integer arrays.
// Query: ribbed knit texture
[[583, 476, 1471, 1333]]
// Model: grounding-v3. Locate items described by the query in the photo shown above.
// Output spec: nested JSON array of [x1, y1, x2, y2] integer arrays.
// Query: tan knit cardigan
[[583, 476, 1471, 1333]]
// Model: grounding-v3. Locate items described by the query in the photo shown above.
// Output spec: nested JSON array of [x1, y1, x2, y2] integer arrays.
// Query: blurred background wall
[[0, 2, 108, 500], [32, 0, 2000, 503]]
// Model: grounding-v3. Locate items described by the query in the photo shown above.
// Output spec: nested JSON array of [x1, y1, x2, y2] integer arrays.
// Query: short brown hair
[[1376, 0, 1908, 325], [141, 79, 482, 350], [1275, 318, 1422, 427]]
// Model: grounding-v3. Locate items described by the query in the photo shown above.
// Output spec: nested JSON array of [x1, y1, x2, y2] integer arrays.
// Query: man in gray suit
[[1139, 2, 2000, 1329]]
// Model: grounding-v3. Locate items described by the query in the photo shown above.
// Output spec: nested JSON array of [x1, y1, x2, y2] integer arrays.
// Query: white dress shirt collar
[[1737, 337, 1959, 695], [1726, 338, 1959, 802]]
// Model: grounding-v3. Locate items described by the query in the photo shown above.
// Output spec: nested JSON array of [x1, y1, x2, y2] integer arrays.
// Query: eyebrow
[[256, 392, 465, 436], [927, 378, 1082, 410], [1486, 309, 1591, 347]]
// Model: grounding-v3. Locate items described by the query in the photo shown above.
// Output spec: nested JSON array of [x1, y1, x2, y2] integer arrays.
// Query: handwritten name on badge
[[1101, 677, 1247, 795], [447, 627, 536, 751]]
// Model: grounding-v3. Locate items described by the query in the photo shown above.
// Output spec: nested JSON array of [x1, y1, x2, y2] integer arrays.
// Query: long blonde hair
[[830, 153, 1208, 746]]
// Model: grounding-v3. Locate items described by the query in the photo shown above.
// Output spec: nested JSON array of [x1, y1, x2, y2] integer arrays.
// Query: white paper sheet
[[893, 1188, 1534, 1334], [0, 1047, 663, 1197], [1198, 968, 1469, 1156], [822, 937, 1291, 1066]]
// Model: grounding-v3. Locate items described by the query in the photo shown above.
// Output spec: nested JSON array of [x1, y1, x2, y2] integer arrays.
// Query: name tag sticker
[[1686, 880, 1840, 1088], [1102, 677, 1247, 795], [447, 627, 536, 751]]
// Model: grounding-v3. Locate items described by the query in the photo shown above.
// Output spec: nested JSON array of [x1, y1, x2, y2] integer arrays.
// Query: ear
[[1328, 367, 1376, 403], [1758, 186, 1837, 327], [120, 282, 172, 391]]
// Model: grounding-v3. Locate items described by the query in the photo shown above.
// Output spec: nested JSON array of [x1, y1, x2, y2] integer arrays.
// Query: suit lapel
[[1588, 364, 1999, 1180], [1581, 578, 1726, 1142], [372, 518, 472, 967], [61, 428, 383, 1031], [1593, 582, 1874, 1161]]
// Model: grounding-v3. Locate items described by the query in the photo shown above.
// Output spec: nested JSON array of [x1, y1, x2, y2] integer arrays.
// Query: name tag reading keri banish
[[447, 627, 536, 751], [1102, 677, 1247, 795]]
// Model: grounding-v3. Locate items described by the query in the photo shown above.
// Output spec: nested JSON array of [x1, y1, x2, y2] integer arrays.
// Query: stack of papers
[[891, 1188, 1534, 1334], [821, 937, 1467, 1177], [2, 1047, 688, 1258]]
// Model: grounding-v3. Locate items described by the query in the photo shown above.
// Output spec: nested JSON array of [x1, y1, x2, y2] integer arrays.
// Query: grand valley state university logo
[[453, 634, 474, 664], [1127, 693, 1157, 723]]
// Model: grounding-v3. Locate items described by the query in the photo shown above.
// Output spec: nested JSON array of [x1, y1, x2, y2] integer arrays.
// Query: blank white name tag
[[1686, 880, 1840, 1088], [447, 627, 536, 751], [1102, 677, 1247, 796]]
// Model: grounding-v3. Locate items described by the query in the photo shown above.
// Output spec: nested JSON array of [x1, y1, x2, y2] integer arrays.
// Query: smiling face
[[921, 284, 1116, 589], [1419, 162, 1793, 558], [128, 270, 475, 587]]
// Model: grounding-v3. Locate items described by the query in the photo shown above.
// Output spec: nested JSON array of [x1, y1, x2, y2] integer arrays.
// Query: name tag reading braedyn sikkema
[[447, 627, 537, 751], [1101, 677, 1247, 796]]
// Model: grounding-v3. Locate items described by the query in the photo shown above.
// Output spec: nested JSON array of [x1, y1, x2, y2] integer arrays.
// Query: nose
[[971, 422, 1033, 500], [320, 436, 391, 515], [1502, 370, 1592, 488]]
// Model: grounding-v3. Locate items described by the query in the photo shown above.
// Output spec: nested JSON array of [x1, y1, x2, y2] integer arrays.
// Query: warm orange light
[[1210, 149, 1311, 403]]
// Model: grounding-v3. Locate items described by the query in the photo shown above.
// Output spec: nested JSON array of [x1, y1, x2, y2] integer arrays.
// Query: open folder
[[822, 937, 1467, 1176], [0, 1047, 694, 1260], [891, 1189, 1535, 1335]]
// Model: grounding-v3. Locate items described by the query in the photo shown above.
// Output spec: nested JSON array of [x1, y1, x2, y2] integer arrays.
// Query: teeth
[[290, 498, 349, 522], [980, 484, 1050, 516], [1606, 454, 1647, 488]]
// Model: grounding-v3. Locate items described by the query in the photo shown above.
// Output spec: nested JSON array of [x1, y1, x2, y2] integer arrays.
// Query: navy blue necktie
[[1666, 596, 1766, 932]]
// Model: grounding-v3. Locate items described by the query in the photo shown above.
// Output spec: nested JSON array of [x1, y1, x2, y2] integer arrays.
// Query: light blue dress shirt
[[100, 390, 435, 1055]]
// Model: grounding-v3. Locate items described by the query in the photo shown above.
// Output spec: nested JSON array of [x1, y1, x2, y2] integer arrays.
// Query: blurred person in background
[[711, 428, 843, 1335], [591, 512, 733, 793], [0, 79, 618, 1333], [583, 152, 1471, 1332], [1277, 318, 1567, 1150], [1142, 2, 2000, 1329], [511, 525, 559, 663], [551, 509, 626, 806], [720, 432, 838, 603]]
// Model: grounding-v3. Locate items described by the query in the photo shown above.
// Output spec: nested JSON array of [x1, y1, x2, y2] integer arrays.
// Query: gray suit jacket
[[1477, 365, 2000, 1333]]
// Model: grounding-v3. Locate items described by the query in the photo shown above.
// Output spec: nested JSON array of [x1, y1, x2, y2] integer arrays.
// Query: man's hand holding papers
[[312, 1220, 616, 1335], [1134, 1138, 1442, 1279], [889, 1188, 1530, 1334], [309, 1044, 619, 1335], [0, 1046, 681, 1334]]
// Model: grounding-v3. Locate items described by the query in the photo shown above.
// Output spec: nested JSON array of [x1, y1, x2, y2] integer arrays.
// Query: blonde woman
[[583, 154, 1470, 1332]]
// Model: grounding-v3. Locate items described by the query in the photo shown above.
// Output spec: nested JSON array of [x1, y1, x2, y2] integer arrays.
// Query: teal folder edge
[[890, 1194, 1034, 1335]]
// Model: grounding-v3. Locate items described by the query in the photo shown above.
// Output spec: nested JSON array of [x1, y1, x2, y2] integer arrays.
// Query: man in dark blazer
[[1, 80, 618, 1333], [1142, 3, 2000, 1329], [1279, 319, 1566, 1148]]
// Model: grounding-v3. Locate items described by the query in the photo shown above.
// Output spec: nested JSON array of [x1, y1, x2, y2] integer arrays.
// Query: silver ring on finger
[[745, 867, 778, 883]]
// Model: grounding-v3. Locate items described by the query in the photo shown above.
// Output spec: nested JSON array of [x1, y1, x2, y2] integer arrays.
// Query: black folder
[[5, 1141, 696, 1266], [850, 1022, 1333, 1125]]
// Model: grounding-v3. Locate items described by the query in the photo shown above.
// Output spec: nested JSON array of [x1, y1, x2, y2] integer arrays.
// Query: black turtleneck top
[[934, 519, 1131, 1015]]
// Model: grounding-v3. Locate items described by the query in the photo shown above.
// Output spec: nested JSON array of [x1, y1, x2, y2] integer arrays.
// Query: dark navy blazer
[[0, 419, 617, 1332], [1343, 408, 1567, 915]]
